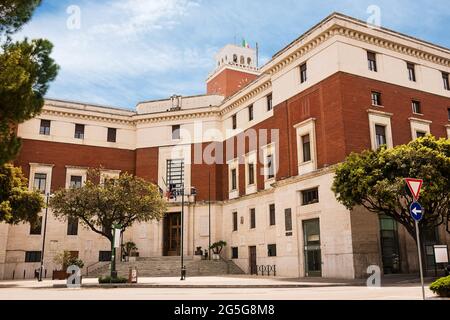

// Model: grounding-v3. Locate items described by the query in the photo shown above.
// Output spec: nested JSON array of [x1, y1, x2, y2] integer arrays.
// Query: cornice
[[41, 109, 134, 125], [134, 110, 220, 124]]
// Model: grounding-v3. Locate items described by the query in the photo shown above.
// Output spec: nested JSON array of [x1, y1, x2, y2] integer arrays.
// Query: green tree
[[49, 169, 167, 277], [332, 135, 450, 244], [0, 164, 44, 224], [0, 0, 59, 224]]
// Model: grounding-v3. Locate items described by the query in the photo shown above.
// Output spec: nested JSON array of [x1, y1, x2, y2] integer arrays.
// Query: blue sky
[[18, 0, 450, 109]]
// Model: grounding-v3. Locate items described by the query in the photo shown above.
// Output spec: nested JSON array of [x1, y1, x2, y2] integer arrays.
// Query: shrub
[[98, 276, 128, 284], [429, 275, 450, 297]]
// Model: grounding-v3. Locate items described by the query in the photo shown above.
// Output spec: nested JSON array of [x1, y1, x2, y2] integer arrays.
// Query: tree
[[0, 164, 44, 224], [332, 135, 450, 266], [0, 0, 58, 224], [49, 169, 167, 277]]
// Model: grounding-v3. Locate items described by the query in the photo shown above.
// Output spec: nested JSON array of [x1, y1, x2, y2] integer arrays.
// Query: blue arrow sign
[[410, 202, 423, 221]]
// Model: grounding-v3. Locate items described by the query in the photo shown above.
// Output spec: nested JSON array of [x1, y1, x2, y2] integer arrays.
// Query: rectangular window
[[443, 72, 450, 91], [25, 251, 41, 263], [448, 108, 450, 121], [232, 212, 238, 231], [172, 125, 180, 140], [407, 63, 416, 82], [99, 251, 112, 262], [267, 244, 277, 257], [250, 208, 256, 229], [30, 217, 42, 235], [166, 159, 184, 195], [248, 104, 254, 121], [300, 63, 307, 83], [39, 119, 51, 135], [371, 92, 382, 106], [412, 100, 422, 114], [74, 124, 85, 139], [107, 128, 117, 142], [416, 131, 426, 138], [285, 208, 293, 232], [302, 188, 319, 206], [231, 168, 237, 191], [248, 163, 255, 185], [269, 204, 276, 226], [67, 217, 79, 235], [70, 175, 82, 188], [302, 134, 311, 162], [375, 125, 387, 148], [232, 114, 237, 130], [367, 51, 377, 72], [33, 173, 47, 194], [267, 94, 273, 111], [266, 154, 274, 179], [231, 247, 238, 259]]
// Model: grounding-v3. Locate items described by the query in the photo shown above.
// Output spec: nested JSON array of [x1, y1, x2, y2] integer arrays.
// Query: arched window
[[240, 55, 245, 65], [247, 57, 252, 65], [233, 54, 238, 63]]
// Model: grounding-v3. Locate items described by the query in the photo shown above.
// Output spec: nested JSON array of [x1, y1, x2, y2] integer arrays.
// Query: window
[[266, 154, 274, 179], [39, 120, 51, 135], [99, 251, 112, 262], [250, 208, 256, 229], [166, 159, 184, 196], [248, 105, 254, 121], [448, 108, 450, 121], [269, 204, 276, 226], [30, 217, 42, 235], [407, 63, 416, 82], [232, 212, 238, 231], [107, 128, 117, 142], [33, 173, 47, 194], [231, 168, 237, 191], [267, 244, 277, 257], [267, 94, 273, 111], [367, 51, 377, 72], [248, 163, 255, 185], [285, 208, 293, 232], [375, 125, 387, 148], [371, 92, 382, 106], [74, 124, 85, 139], [25, 251, 41, 263], [67, 217, 79, 235], [302, 188, 319, 205], [301, 134, 311, 162], [412, 100, 422, 114], [232, 114, 237, 130], [443, 72, 450, 91], [70, 175, 82, 188], [172, 125, 180, 140], [300, 63, 307, 83], [416, 131, 426, 138], [231, 247, 239, 259]]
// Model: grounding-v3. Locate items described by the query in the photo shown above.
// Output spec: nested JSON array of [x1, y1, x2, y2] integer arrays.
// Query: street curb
[[52, 283, 359, 289]]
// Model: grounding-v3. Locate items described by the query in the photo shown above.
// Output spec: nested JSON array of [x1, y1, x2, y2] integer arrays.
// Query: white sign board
[[434, 245, 449, 264], [114, 228, 121, 248]]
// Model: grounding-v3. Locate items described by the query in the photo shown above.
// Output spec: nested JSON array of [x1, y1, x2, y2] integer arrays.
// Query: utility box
[[128, 267, 138, 284]]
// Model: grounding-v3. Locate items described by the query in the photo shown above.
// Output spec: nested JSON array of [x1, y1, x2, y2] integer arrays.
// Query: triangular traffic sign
[[405, 178, 423, 200]]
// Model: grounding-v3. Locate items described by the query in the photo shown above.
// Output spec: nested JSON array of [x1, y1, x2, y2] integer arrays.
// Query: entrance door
[[249, 246, 257, 275], [379, 215, 401, 274], [163, 213, 181, 256], [303, 219, 322, 277]]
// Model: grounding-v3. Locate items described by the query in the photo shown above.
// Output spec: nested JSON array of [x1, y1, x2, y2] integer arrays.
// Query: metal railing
[[256, 265, 276, 276], [86, 261, 109, 276]]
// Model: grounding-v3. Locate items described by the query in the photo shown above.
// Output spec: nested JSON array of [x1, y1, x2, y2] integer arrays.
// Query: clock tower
[[206, 44, 261, 98]]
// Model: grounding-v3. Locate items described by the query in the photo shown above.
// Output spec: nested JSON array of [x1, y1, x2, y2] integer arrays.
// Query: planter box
[[52, 270, 68, 280], [129, 256, 137, 262], [212, 254, 220, 261]]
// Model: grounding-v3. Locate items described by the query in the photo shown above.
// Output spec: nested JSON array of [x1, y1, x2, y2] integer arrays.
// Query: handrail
[[86, 261, 109, 276]]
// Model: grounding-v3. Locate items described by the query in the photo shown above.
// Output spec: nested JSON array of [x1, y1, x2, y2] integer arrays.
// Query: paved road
[[0, 285, 438, 300]]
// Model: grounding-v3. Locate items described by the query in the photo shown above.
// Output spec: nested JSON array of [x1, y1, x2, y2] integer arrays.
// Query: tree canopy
[[332, 135, 450, 241], [0, 0, 42, 36], [49, 169, 167, 243]]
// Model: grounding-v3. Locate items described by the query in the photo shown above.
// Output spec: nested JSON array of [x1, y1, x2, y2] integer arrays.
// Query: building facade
[[1, 13, 450, 280]]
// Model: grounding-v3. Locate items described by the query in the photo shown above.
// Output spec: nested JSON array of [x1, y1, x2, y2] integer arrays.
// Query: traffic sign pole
[[415, 220, 426, 300]]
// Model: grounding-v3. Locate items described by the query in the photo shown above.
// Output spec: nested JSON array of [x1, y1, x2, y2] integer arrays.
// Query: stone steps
[[87, 257, 244, 278]]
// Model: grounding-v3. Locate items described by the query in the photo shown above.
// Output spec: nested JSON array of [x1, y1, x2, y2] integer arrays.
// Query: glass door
[[379, 215, 401, 274], [303, 219, 322, 277]]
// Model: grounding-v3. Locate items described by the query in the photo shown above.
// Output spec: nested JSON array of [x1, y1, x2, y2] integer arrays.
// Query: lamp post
[[38, 193, 50, 282], [179, 184, 196, 281]]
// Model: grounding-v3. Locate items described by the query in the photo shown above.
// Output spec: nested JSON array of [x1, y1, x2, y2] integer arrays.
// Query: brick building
[[1, 13, 449, 280]]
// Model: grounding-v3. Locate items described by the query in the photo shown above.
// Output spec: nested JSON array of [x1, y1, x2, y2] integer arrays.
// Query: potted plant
[[122, 241, 138, 262], [209, 241, 227, 260], [52, 251, 84, 280], [194, 246, 203, 260]]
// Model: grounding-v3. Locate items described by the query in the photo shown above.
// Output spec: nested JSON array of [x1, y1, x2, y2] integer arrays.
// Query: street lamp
[[38, 193, 50, 282], [179, 184, 196, 281]]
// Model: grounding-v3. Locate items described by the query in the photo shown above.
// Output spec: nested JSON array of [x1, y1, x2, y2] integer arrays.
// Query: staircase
[[87, 256, 244, 278]]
